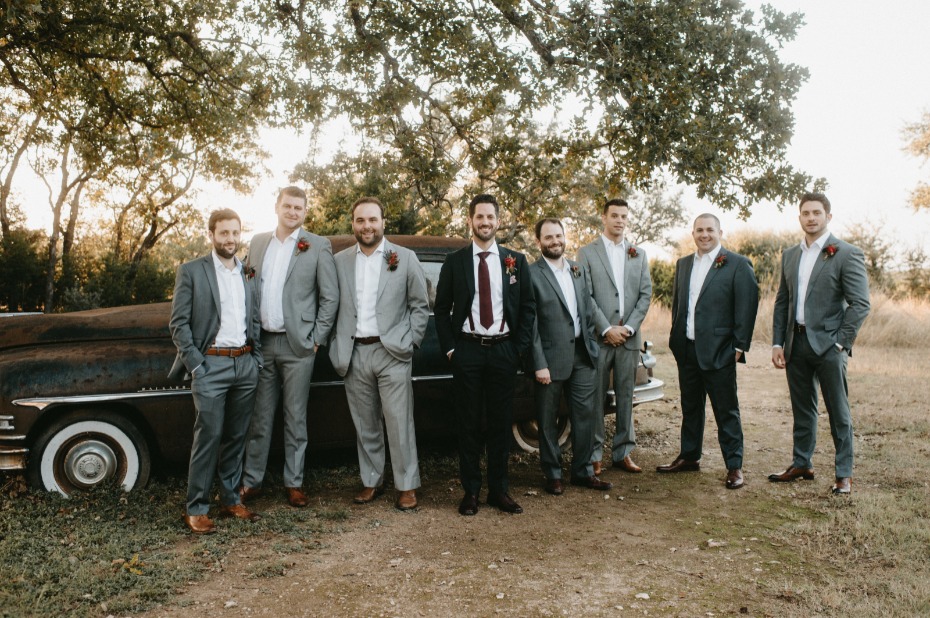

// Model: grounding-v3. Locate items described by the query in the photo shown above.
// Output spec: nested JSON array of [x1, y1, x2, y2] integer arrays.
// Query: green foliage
[[724, 228, 798, 294], [898, 246, 930, 299], [649, 259, 676, 309], [0, 228, 47, 311], [843, 221, 896, 293]]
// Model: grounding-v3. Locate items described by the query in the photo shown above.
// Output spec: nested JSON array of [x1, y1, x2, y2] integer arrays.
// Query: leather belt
[[206, 345, 252, 357], [793, 322, 806, 334], [354, 336, 381, 345], [461, 332, 510, 347]]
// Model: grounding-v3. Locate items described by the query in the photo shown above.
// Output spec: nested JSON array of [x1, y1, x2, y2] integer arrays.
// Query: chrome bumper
[[0, 446, 28, 471]]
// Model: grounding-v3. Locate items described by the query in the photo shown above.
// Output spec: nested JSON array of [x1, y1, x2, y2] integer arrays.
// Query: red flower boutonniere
[[627, 246, 639, 259], [713, 254, 727, 269], [295, 239, 310, 256], [384, 249, 399, 271], [243, 265, 256, 280], [822, 244, 839, 260], [570, 264, 581, 278], [504, 255, 518, 284]]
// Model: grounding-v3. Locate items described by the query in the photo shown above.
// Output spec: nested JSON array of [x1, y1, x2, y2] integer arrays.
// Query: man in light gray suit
[[240, 186, 338, 507], [578, 198, 652, 475], [770, 192, 870, 495], [169, 209, 263, 534], [329, 197, 430, 510], [531, 219, 612, 495]]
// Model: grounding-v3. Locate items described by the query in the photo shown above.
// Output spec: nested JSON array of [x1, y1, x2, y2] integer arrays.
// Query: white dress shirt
[[602, 235, 626, 320], [686, 244, 721, 341], [796, 229, 831, 325], [260, 228, 299, 332], [465, 242, 510, 335], [545, 257, 581, 337], [212, 251, 247, 347], [354, 239, 384, 338]]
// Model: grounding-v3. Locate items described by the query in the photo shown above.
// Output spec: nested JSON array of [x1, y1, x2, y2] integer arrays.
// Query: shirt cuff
[[772, 344, 783, 349]]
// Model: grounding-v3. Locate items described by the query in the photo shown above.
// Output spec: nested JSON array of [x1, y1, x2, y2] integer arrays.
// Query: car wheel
[[511, 417, 571, 454], [27, 410, 151, 496]]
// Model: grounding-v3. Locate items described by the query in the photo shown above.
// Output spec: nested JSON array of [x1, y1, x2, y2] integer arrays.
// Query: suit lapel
[[285, 230, 307, 282], [698, 249, 724, 301], [805, 235, 832, 302], [593, 239, 619, 291], [346, 249, 358, 311], [537, 260, 570, 314], [247, 233, 270, 277], [678, 255, 694, 321], [201, 256, 222, 317], [376, 241, 391, 302], [464, 244, 476, 299]]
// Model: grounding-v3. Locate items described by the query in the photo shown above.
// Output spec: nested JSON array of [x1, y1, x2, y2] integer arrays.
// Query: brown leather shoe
[[218, 503, 261, 521], [487, 492, 523, 514], [353, 485, 385, 504], [239, 485, 262, 503], [395, 489, 418, 510], [544, 478, 564, 495], [656, 458, 701, 473], [570, 475, 613, 490], [286, 486, 309, 508], [725, 468, 744, 489], [458, 493, 479, 516], [831, 477, 851, 495], [183, 514, 216, 535], [613, 455, 643, 473], [767, 466, 815, 483], [592, 461, 603, 476]]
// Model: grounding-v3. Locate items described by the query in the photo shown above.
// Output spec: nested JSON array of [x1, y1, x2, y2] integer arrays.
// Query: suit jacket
[[168, 254, 263, 380], [669, 248, 758, 371], [529, 258, 598, 380], [434, 242, 536, 358], [328, 240, 431, 377], [772, 234, 870, 359], [578, 238, 652, 350], [245, 229, 338, 357]]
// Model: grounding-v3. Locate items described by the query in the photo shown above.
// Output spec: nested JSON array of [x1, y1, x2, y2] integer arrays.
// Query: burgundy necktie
[[478, 251, 493, 329]]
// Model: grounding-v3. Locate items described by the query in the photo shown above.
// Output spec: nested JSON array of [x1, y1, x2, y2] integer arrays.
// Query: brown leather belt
[[206, 345, 252, 357], [461, 332, 510, 347], [793, 323, 806, 334], [354, 336, 381, 345]]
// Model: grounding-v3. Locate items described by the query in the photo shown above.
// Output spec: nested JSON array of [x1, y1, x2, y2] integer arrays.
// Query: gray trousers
[[787, 335, 855, 477], [187, 353, 259, 515], [243, 331, 316, 488], [345, 342, 420, 491], [593, 343, 638, 462]]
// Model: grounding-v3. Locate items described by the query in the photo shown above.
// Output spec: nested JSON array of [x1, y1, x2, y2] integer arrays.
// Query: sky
[[19, 1, 930, 256]]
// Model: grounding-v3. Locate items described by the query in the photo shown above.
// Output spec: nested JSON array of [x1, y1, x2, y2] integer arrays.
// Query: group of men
[[169, 188, 870, 534]]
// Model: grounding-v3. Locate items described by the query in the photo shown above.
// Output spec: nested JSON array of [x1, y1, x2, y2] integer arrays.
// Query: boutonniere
[[504, 255, 518, 284], [570, 264, 581, 278], [384, 249, 399, 271], [295, 238, 310, 256], [627, 246, 639, 259], [243, 265, 256, 280], [713, 254, 727, 269], [822, 243, 839, 260]]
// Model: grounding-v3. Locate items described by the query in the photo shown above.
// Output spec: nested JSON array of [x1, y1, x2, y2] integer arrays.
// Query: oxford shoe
[[570, 475, 613, 490], [767, 466, 815, 483], [592, 461, 603, 476], [613, 455, 643, 473], [486, 492, 523, 514], [725, 468, 745, 490], [831, 477, 851, 495], [458, 493, 479, 516], [239, 485, 263, 503], [218, 503, 261, 522], [286, 486, 310, 508], [395, 490, 418, 511], [656, 458, 701, 473], [353, 485, 385, 504], [183, 514, 216, 535], [544, 478, 564, 495]]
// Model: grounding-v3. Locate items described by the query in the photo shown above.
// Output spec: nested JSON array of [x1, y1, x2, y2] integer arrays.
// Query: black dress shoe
[[544, 478, 564, 495], [725, 468, 744, 489], [656, 458, 701, 473], [486, 492, 523, 514], [831, 477, 851, 495], [570, 475, 613, 490], [458, 493, 479, 516], [767, 466, 815, 483]]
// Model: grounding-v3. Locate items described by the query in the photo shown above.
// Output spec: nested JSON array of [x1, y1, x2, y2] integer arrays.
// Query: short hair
[[351, 196, 384, 218], [469, 194, 499, 217], [602, 198, 629, 214], [799, 191, 831, 213], [277, 185, 307, 205], [693, 213, 721, 228], [208, 208, 241, 232], [534, 218, 564, 239]]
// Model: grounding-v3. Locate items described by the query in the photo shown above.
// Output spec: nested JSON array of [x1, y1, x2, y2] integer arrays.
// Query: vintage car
[[0, 235, 663, 496]]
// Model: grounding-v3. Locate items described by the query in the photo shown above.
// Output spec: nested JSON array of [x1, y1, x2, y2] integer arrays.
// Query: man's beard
[[214, 242, 238, 260], [472, 225, 496, 242], [355, 228, 384, 248], [541, 244, 564, 260]]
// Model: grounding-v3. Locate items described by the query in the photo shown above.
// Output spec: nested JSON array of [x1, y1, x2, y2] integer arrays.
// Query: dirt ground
[[140, 345, 926, 617]]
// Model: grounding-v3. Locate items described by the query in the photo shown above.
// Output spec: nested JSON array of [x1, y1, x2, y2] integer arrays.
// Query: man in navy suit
[[435, 194, 536, 516], [661, 214, 758, 489]]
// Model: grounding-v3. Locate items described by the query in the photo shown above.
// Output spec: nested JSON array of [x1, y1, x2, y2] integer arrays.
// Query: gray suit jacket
[[328, 240, 430, 377], [530, 258, 598, 380], [773, 234, 870, 359], [578, 238, 652, 350], [669, 248, 758, 371], [245, 229, 338, 357], [168, 254, 263, 380]]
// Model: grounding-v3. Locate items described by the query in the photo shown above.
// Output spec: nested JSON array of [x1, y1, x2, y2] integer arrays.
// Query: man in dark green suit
[[770, 192, 870, 495]]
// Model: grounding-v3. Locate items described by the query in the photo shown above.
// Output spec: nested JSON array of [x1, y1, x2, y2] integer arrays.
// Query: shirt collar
[[695, 244, 722, 262], [473, 241, 499, 257], [356, 238, 386, 256], [544, 256, 568, 273], [802, 230, 832, 251], [601, 234, 625, 249], [273, 228, 301, 245], [212, 251, 242, 273]]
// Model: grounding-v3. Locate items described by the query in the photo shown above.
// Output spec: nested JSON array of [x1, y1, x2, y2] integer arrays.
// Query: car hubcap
[[63, 440, 117, 488]]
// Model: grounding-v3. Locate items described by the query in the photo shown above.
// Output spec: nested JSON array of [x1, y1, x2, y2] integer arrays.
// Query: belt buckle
[[480, 336, 493, 347]]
